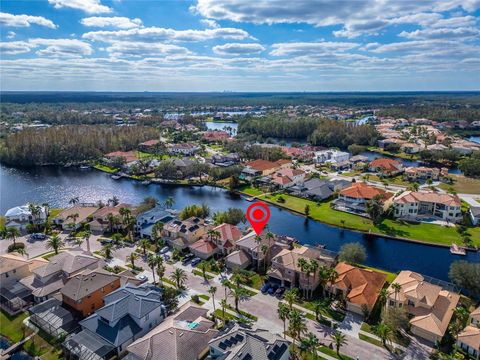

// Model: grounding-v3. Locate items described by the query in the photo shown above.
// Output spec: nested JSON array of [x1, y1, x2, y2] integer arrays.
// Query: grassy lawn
[[367, 147, 420, 161], [198, 294, 210, 301], [356, 264, 397, 283], [359, 333, 383, 347], [0, 310, 28, 343], [318, 346, 354, 360], [42, 251, 58, 260], [439, 175, 480, 194], [238, 184, 265, 197], [192, 269, 214, 280], [93, 164, 118, 173], [295, 298, 345, 322], [198, 260, 221, 274], [256, 192, 480, 246], [224, 304, 258, 321], [47, 208, 62, 222], [368, 174, 411, 187], [161, 277, 177, 287]]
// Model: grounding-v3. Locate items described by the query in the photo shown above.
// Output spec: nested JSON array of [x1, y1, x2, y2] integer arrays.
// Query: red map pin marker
[[246, 201, 270, 235]]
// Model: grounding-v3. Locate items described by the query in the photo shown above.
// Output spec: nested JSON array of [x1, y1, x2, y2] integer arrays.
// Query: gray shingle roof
[[61, 269, 120, 301]]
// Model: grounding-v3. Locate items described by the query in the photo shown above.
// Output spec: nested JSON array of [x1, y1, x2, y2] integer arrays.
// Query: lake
[[1, 165, 478, 282], [205, 121, 238, 134]]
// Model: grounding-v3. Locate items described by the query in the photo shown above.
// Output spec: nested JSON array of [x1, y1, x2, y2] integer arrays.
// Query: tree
[[46, 234, 64, 255], [138, 238, 150, 256], [331, 331, 347, 356], [297, 258, 310, 299], [108, 196, 120, 206], [220, 299, 227, 320], [308, 259, 319, 299], [304, 204, 310, 218], [82, 230, 91, 253], [381, 307, 409, 331], [373, 323, 393, 347], [365, 194, 386, 225], [338, 242, 367, 264], [15, 247, 29, 258], [284, 288, 298, 311], [391, 282, 401, 305], [378, 288, 388, 307], [301, 332, 319, 359], [69, 197, 79, 206], [6, 227, 20, 247], [208, 286, 217, 314], [450, 307, 469, 340], [229, 284, 249, 312], [164, 196, 175, 209], [156, 258, 166, 286], [288, 309, 307, 349], [312, 300, 324, 322], [147, 254, 159, 284], [127, 252, 138, 269], [198, 261, 209, 281], [277, 303, 289, 339], [449, 261, 480, 297], [66, 213, 79, 231], [103, 243, 113, 259], [151, 222, 164, 241], [260, 244, 269, 272], [171, 268, 187, 290]]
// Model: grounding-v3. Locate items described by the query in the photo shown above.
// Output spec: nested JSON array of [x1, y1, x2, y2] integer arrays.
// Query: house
[[210, 153, 240, 167], [240, 159, 290, 180], [162, 217, 211, 250], [471, 307, 480, 327], [332, 182, 393, 216], [138, 139, 161, 153], [426, 144, 448, 152], [20, 249, 102, 303], [167, 143, 200, 155], [289, 178, 350, 201], [203, 130, 230, 142], [368, 158, 404, 176], [327, 263, 386, 316], [29, 298, 77, 337], [393, 191, 462, 223], [61, 268, 122, 317], [386, 270, 460, 344], [314, 150, 350, 164], [456, 326, 480, 360], [104, 151, 139, 164], [401, 143, 421, 154], [404, 167, 448, 182], [470, 207, 480, 226], [270, 168, 306, 189], [268, 245, 336, 291], [0, 254, 48, 314], [126, 302, 218, 360], [53, 204, 99, 231], [190, 223, 242, 259], [208, 325, 290, 360], [4, 204, 48, 230], [63, 284, 167, 359], [135, 207, 175, 239], [89, 204, 137, 233], [225, 250, 251, 271]]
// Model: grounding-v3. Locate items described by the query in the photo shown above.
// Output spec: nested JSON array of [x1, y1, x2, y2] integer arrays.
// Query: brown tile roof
[[333, 263, 387, 310], [394, 191, 461, 206], [92, 204, 136, 218], [276, 168, 305, 178], [190, 239, 217, 255], [104, 151, 138, 163], [272, 246, 335, 272], [226, 250, 250, 266], [370, 158, 403, 172], [213, 223, 242, 244], [457, 326, 480, 351], [61, 268, 120, 301], [245, 159, 280, 171], [340, 182, 393, 201], [139, 139, 160, 147], [471, 306, 480, 322], [55, 206, 99, 224]]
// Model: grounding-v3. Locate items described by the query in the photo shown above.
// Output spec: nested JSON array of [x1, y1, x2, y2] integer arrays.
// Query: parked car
[[268, 283, 279, 295], [159, 246, 169, 254], [181, 254, 195, 266], [136, 274, 148, 283], [29, 233, 47, 241], [99, 238, 112, 245], [191, 257, 202, 267], [163, 254, 170, 261], [275, 286, 285, 299], [261, 283, 270, 294]]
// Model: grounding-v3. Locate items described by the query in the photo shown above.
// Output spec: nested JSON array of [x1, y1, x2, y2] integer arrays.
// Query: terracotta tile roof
[[369, 158, 403, 172], [457, 326, 480, 350], [104, 151, 138, 163], [272, 176, 293, 185], [333, 262, 387, 310], [340, 182, 392, 201], [203, 131, 230, 141], [276, 168, 305, 178], [55, 206, 99, 224], [245, 159, 280, 171], [139, 139, 160, 147], [213, 223, 242, 244], [190, 239, 217, 255], [92, 204, 136, 218], [471, 306, 480, 322], [394, 191, 461, 206]]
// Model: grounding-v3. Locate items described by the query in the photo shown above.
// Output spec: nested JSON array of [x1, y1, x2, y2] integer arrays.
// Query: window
[[5, 272, 9, 278]]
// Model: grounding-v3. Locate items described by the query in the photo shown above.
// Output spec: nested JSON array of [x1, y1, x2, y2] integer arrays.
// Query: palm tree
[[164, 196, 175, 209], [221, 279, 231, 301], [297, 258, 309, 298], [373, 323, 393, 347], [119, 207, 131, 226], [108, 196, 119, 206], [313, 300, 324, 322], [171, 268, 187, 290], [156, 258, 166, 286], [107, 213, 116, 233], [265, 231, 274, 264], [15, 247, 29, 259], [260, 244, 269, 272], [331, 331, 347, 356], [69, 197, 79, 206], [198, 262, 209, 282], [277, 302, 289, 338], [327, 268, 338, 298], [308, 259, 319, 299], [318, 266, 330, 298], [66, 213, 79, 230], [391, 282, 401, 306], [127, 252, 138, 269], [147, 254, 159, 284], [103, 243, 113, 259], [254, 235, 262, 271], [220, 299, 227, 320], [229, 284, 248, 312], [378, 288, 388, 308], [46, 234, 64, 255], [28, 204, 41, 230], [288, 309, 307, 349], [284, 288, 298, 311], [82, 230, 92, 253], [151, 222, 164, 241], [208, 286, 217, 313], [302, 332, 319, 358], [138, 238, 150, 256], [6, 227, 20, 247]]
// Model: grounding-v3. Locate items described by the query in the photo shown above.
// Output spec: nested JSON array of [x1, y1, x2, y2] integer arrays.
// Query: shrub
[[277, 196, 286, 203], [8, 242, 25, 253], [191, 295, 200, 304]]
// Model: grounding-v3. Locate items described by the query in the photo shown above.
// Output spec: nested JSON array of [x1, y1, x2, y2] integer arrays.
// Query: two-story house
[[368, 158, 404, 177], [240, 159, 290, 180], [393, 191, 462, 223], [386, 270, 460, 344], [332, 182, 393, 215], [167, 143, 200, 155], [135, 206, 174, 239], [63, 284, 167, 359], [61, 268, 122, 317], [457, 307, 480, 360], [162, 217, 211, 250], [53, 204, 99, 231], [314, 150, 350, 165], [89, 204, 137, 233], [190, 223, 242, 259], [20, 249, 102, 303], [268, 245, 336, 292], [404, 166, 448, 182], [4, 204, 48, 230], [270, 168, 306, 189]]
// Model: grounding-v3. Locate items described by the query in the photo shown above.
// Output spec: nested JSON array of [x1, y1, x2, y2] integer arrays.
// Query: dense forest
[[238, 115, 320, 139], [0, 125, 158, 167], [309, 120, 378, 148], [378, 105, 480, 123]]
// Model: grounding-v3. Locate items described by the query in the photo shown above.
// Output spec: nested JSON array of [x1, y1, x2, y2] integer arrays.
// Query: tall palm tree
[[164, 196, 175, 209], [284, 288, 298, 311], [220, 299, 227, 320], [303, 332, 319, 358], [198, 261, 209, 281], [147, 254, 159, 284], [15, 247, 29, 259], [127, 252, 138, 269], [288, 309, 307, 349], [254, 235, 262, 271], [373, 323, 393, 347], [277, 302, 289, 338], [391, 282, 401, 306], [107, 213, 116, 234], [260, 244, 269, 272], [119, 207, 131, 226], [208, 286, 217, 313], [331, 331, 347, 356], [46, 234, 64, 255], [69, 197, 79, 206], [28, 204, 41, 229], [171, 268, 187, 290], [82, 230, 92, 253], [327, 268, 339, 298], [138, 238, 150, 256], [6, 227, 20, 247], [309, 259, 319, 299], [103, 243, 113, 259], [229, 284, 248, 312], [297, 258, 309, 298], [108, 196, 119, 206], [156, 258, 166, 286], [378, 288, 388, 308], [265, 231, 274, 264], [151, 222, 164, 241], [221, 279, 231, 301], [318, 266, 330, 298]]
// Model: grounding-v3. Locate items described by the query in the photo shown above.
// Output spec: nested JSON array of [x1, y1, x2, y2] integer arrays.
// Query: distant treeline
[[0, 125, 158, 167], [238, 116, 378, 148], [378, 105, 480, 123]]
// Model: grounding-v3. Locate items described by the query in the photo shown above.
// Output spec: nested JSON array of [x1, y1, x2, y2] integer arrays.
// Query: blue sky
[[1, 0, 479, 91]]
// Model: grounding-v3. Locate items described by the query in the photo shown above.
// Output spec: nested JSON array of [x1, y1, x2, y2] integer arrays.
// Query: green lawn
[[93, 164, 118, 173], [295, 298, 345, 322], [367, 147, 420, 161], [238, 185, 265, 197], [439, 175, 480, 194], [0, 310, 28, 343], [192, 269, 214, 280], [318, 346, 354, 360], [254, 192, 480, 247], [47, 208, 62, 222], [356, 265, 397, 283]]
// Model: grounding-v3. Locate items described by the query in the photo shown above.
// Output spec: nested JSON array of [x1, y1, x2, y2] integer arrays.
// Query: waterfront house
[[138, 139, 162, 153], [126, 302, 218, 360], [393, 191, 462, 223], [270, 168, 306, 189], [167, 143, 200, 156], [104, 151, 139, 164], [386, 270, 460, 344], [208, 325, 290, 360], [314, 150, 350, 165], [471, 307, 480, 327], [240, 159, 291, 180], [53, 204, 99, 231], [61, 268, 122, 317], [29, 298, 77, 338], [89, 203, 137, 233], [135, 206, 175, 239], [209, 153, 240, 167], [162, 217, 211, 250], [203, 130, 230, 142], [404, 166, 448, 182], [332, 182, 393, 216], [327, 262, 386, 316], [268, 245, 335, 291], [4, 204, 48, 230], [401, 142, 422, 154], [456, 326, 480, 360], [225, 250, 251, 271], [190, 223, 242, 259], [368, 158, 404, 177], [20, 249, 102, 303], [63, 284, 167, 359], [0, 254, 48, 314], [469, 206, 480, 226]]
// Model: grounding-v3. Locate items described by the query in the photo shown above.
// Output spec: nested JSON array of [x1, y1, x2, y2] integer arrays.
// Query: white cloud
[[0, 12, 58, 29], [106, 42, 191, 57], [200, 19, 219, 28], [80, 16, 143, 29], [213, 42, 265, 55], [82, 26, 253, 42], [270, 41, 358, 56], [48, 0, 111, 14], [29, 38, 94, 57], [430, 15, 477, 28], [399, 27, 480, 39], [0, 41, 32, 54], [7, 31, 16, 39]]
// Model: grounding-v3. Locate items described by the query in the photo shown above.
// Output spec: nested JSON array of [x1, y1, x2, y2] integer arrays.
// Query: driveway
[[338, 312, 363, 338]]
